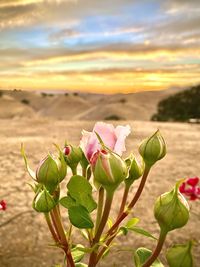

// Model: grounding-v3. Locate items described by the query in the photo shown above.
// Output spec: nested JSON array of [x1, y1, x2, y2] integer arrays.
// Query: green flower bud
[[139, 130, 166, 167], [91, 149, 128, 193], [166, 241, 194, 267], [125, 154, 144, 186], [33, 188, 56, 212], [63, 145, 82, 172], [154, 181, 190, 233], [36, 153, 67, 193]]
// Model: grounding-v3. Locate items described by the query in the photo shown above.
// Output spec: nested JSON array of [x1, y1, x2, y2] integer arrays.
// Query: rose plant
[[22, 122, 194, 267]]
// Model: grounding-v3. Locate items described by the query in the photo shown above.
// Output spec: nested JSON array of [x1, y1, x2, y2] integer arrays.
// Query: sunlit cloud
[[0, 0, 200, 93]]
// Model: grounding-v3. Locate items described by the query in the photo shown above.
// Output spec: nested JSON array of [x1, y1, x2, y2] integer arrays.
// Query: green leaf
[[21, 144, 36, 180], [67, 175, 97, 212], [128, 226, 157, 240], [68, 205, 94, 229], [166, 241, 193, 267], [125, 217, 139, 228], [60, 195, 77, 209], [71, 245, 85, 263], [134, 247, 164, 267]]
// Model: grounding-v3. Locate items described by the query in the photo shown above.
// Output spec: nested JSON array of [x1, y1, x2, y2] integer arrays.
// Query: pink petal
[[93, 122, 116, 150], [80, 130, 99, 161], [114, 125, 131, 155]]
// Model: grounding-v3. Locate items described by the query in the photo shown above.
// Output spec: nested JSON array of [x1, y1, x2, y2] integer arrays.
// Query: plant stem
[[45, 212, 60, 243], [108, 166, 150, 237], [95, 187, 105, 235], [142, 229, 167, 267], [51, 206, 75, 267], [88, 190, 114, 267], [117, 183, 130, 218], [96, 166, 151, 264]]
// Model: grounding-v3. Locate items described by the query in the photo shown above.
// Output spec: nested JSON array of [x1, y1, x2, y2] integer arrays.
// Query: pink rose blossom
[[179, 177, 200, 201], [80, 122, 131, 161], [0, 200, 6, 211]]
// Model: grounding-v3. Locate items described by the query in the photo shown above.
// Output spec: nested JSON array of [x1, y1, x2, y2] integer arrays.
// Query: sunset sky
[[0, 0, 200, 93]]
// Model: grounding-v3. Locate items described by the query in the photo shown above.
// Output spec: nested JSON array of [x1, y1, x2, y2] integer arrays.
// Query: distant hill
[[0, 87, 186, 120], [151, 85, 200, 122]]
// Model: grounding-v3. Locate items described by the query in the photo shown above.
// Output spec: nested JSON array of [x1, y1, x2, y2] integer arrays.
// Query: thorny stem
[[88, 190, 114, 267], [95, 187, 105, 235], [96, 166, 151, 264], [142, 229, 167, 267]]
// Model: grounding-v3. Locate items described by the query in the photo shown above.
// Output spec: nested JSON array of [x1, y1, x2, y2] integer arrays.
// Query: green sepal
[[21, 144, 36, 180]]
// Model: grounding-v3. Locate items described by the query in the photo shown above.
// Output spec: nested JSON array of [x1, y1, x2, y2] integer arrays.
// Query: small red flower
[[179, 177, 200, 201], [0, 200, 6, 211]]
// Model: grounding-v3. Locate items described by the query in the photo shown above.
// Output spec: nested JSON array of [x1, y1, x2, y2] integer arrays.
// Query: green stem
[[117, 183, 130, 218], [142, 229, 167, 267], [96, 166, 151, 264], [88, 190, 114, 267], [52, 206, 75, 267], [45, 213, 60, 243], [95, 187, 105, 235], [107, 166, 150, 237]]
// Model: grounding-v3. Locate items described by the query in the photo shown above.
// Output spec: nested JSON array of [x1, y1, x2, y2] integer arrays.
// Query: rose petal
[[93, 122, 116, 150], [114, 125, 131, 155], [187, 177, 199, 187]]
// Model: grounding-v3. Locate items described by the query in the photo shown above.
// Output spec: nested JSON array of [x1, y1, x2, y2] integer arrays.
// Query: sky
[[0, 0, 200, 94]]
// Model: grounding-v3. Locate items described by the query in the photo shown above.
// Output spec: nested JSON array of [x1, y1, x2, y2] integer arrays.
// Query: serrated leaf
[[71, 245, 85, 263], [129, 227, 157, 240], [68, 205, 94, 229], [67, 175, 97, 212], [21, 144, 36, 180], [134, 247, 164, 267], [60, 195, 77, 209]]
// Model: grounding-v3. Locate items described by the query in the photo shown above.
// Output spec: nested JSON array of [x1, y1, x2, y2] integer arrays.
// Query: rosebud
[[154, 181, 190, 233], [63, 145, 82, 172], [91, 149, 128, 193], [125, 154, 144, 186], [139, 130, 166, 167], [33, 188, 56, 212], [166, 241, 193, 267], [36, 153, 67, 193]]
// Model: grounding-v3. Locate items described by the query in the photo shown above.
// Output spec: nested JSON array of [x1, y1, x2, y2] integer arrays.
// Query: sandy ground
[[0, 118, 199, 267]]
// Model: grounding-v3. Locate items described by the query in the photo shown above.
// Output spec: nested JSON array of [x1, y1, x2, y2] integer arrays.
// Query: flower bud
[[63, 145, 82, 171], [36, 153, 67, 193], [125, 154, 144, 186], [91, 149, 128, 193], [166, 241, 193, 267], [154, 181, 190, 233], [33, 188, 56, 212], [139, 130, 166, 167]]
